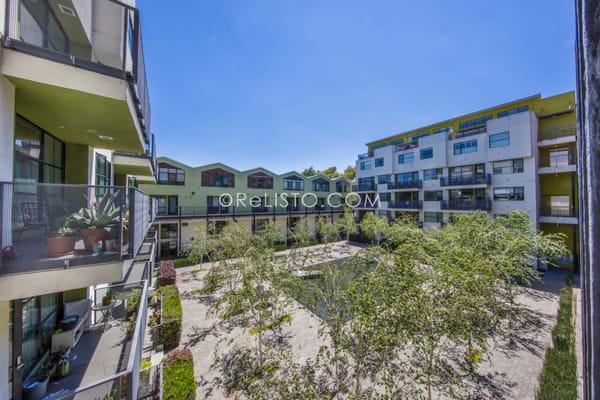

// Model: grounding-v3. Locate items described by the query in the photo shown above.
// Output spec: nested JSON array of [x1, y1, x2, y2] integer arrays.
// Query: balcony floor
[[44, 323, 128, 400]]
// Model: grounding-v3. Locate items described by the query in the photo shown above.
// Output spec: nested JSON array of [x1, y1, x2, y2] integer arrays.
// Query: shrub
[[158, 261, 176, 287], [173, 257, 194, 268], [536, 284, 577, 400], [163, 348, 195, 400], [160, 285, 182, 351]]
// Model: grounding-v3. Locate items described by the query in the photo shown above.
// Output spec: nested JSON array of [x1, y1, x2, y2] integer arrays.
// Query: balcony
[[44, 280, 148, 400], [357, 182, 377, 192], [538, 153, 577, 174], [0, 183, 154, 296], [388, 180, 423, 190], [440, 173, 491, 187], [2, 0, 151, 151], [396, 141, 419, 151], [175, 205, 346, 219], [441, 199, 492, 211], [358, 153, 371, 160], [448, 126, 486, 140], [113, 133, 157, 181], [539, 199, 578, 224], [388, 200, 422, 210]]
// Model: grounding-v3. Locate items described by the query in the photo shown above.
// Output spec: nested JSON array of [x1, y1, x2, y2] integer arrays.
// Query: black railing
[[357, 182, 377, 191], [175, 205, 347, 218], [540, 197, 578, 217], [0, 182, 154, 275], [388, 180, 422, 190], [539, 152, 576, 168], [388, 200, 422, 209], [440, 173, 491, 186], [3, 0, 151, 142], [441, 199, 492, 211]]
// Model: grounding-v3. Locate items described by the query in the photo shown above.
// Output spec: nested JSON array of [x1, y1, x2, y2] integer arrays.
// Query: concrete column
[[575, 0, 600, 398], [0, 301, 10, 399], [0, 76, 15, 248]]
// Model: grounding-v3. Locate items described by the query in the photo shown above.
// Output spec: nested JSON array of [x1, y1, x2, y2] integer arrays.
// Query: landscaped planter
[[47, 235, 75, 257], [80, 228, 106, 251]]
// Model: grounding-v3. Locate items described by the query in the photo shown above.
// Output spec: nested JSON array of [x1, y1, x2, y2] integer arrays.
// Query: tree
[[343, 165, 356, 180], [321, 166, 339, 179], [302, 166, 317, 177], [359, 212, 388, 245], [337, 208, 358, 243]]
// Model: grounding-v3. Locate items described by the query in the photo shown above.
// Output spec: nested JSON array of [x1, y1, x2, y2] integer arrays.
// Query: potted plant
[[57, 350, 70, 378], [47, 217, 76, 257], [69, 191, 122, 252], [102, 290, 115, 306]]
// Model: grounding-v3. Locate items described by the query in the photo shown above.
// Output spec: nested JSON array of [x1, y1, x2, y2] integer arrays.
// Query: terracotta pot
[[80, 228, 106, 251], [47, 235, 75, 257]]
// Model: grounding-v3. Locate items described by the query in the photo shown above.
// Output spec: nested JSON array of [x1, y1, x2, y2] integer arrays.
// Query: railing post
[[128, 187, 136, 257]]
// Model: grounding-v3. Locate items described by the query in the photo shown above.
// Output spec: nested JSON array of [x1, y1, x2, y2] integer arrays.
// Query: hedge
[[160, 285, 183, 352], [163, 348, 196, 400], [536, 284, 577, 400], [174, 257, 195, 269], [158, 261, 176, 287]]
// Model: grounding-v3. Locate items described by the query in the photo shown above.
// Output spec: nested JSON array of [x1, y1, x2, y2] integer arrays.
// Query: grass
[[163, 348, 196, 400], [174, 257, 195, 268], [160, 285, 183, 351], [536, 284, 578, 400]]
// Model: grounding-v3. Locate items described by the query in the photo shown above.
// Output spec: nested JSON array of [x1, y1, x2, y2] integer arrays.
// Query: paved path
[[176, 244, 567, 399]]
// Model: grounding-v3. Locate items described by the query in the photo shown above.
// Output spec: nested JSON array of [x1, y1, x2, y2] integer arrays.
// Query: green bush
[[163, 348, 195, 400], [160, 285, 183, 352], [536, 285, 577, 400], [174, 258, 194, 268]]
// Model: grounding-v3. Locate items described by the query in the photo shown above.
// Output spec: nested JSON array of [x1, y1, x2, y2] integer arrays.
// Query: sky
[[138, 0, 575, 174]]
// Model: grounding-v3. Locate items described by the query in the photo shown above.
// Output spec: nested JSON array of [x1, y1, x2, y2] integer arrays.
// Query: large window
[[450, 164, 485, 179], [489, 131, 510, 148], [398, 152, 414, 164], [493, 187, 524, 201], [20, 293, 59, 377], [493, 159, 524, 175], [396, 171, 418, 183], [158, 163, 185, 185], [424, 212, 443, 223], [497, 105, 529, 118], [336, 181, 349, 192], [283, 175, 305, 191], [201, 168, 234, 187], [312, 178, 330, 192], [423, 168, 442, 180], [459, 115, 492, 130], [549, 149, 570, 167], [424, 190, 443, 201], [153, 195, 178, 216], [14, 116, 64, 184], [377, 175, 391, 184], [19, 0, 69, 55], [247, 172, 273, 189], [360, 160, 372, 171], [453, 139, 478, 155], [95, 153, 111, 187], [410, 132, 430, 142], [420, 147, 433, 160], [374, 157, 384, 167]]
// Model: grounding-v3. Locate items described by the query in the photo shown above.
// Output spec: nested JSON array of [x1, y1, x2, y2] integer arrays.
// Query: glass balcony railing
[[0, 182, 154, 275], [388, 200, 422, 209], [440, 173, 491, 187], [388, 180, 422, 190], [357, 182, 377, 191], [448, 126, 487, 140], [441, 199, 492, 211], [3, 0, 151, 141]]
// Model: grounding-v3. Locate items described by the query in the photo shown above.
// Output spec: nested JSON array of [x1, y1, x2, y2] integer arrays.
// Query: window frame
[[398, 152, 415, 164], [489, 131, 510, 148], [453, 139, 478, 155], [493, 186, 524, 201]]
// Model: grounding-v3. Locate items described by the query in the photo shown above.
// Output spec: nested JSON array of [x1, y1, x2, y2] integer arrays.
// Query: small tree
[[359, 212, 388, 245], [343, 165, 356, 180], [337, 208, 358, 243]]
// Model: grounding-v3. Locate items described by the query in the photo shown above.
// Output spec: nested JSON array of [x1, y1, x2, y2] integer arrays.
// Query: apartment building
[[138, 157, 354, 258], [0, 1, 158, 399], [355, 91, 578, 268]]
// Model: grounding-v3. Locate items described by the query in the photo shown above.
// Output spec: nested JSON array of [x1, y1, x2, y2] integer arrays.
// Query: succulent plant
[[70, 190, 122, 229]]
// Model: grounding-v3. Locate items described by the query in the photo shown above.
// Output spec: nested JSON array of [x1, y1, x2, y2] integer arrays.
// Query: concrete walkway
[[176, 244, 568, 399]]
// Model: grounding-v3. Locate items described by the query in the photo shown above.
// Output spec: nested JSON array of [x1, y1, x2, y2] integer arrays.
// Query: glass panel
[[14, 154, 40, 184], [22, 298, 41, 376], [15, 118, 41, 159]]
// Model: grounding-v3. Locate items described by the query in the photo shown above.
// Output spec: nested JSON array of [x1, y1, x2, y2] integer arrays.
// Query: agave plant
[[70, 190, 122, 229]]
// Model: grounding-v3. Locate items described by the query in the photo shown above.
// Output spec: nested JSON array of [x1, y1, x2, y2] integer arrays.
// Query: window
[[497, 105, 529, 118], [459, 115, 493, 129], [360, 161, 372, 171], [201, 168, 234, 187], [396, 171, 419, 183], [378, 174, 391, 184], [153, 195, 179, 216], [247, 172, 274, 189], [374, 157, 384, 167], [420, 147, 433, 160], [489, 131, 510, 148], [424, 212, 443, 223], [336, 181, 349, 192], [453, 140, 478, 155], [95, 153, 111, 190], [493, 159, 524, 174], [423, 168, 442, 180], [432, 126, 452, 135], [19, 0, 69, 54], [398, 152, 414, 164], [424, 190, 443, 201], [410, 132, 430, 142], [283, 175, 305, 191], [549, 149, 570, 167], [312, 178, 330, 192], [493, 187, 524, 201], [158, 163, 185, 185], [379, 192, 391, 202]]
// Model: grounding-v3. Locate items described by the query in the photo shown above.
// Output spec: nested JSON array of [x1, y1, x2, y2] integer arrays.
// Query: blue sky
[[139, 0, 575, 173]]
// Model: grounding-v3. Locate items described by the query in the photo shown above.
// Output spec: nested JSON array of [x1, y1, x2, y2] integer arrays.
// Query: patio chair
[[15, 202, 48, 241]]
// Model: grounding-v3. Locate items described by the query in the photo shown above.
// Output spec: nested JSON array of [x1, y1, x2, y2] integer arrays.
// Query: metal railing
[[0, 182, 154, 275], [173, 205, 347, 219], [539, 152, 575, 168], [440, 173, 491, 186], [388, 180, 422, 190], [441, 199, 492, 211], [448, 126, 486, 140], [396, 141, 419, 151], [52, 280, 149, 400], [357, 182, 377, 191], [388, 200, 423, 209], [3, 0, 151, 142], [113, 134, 157, 177], [540, 197, 577, 217]]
